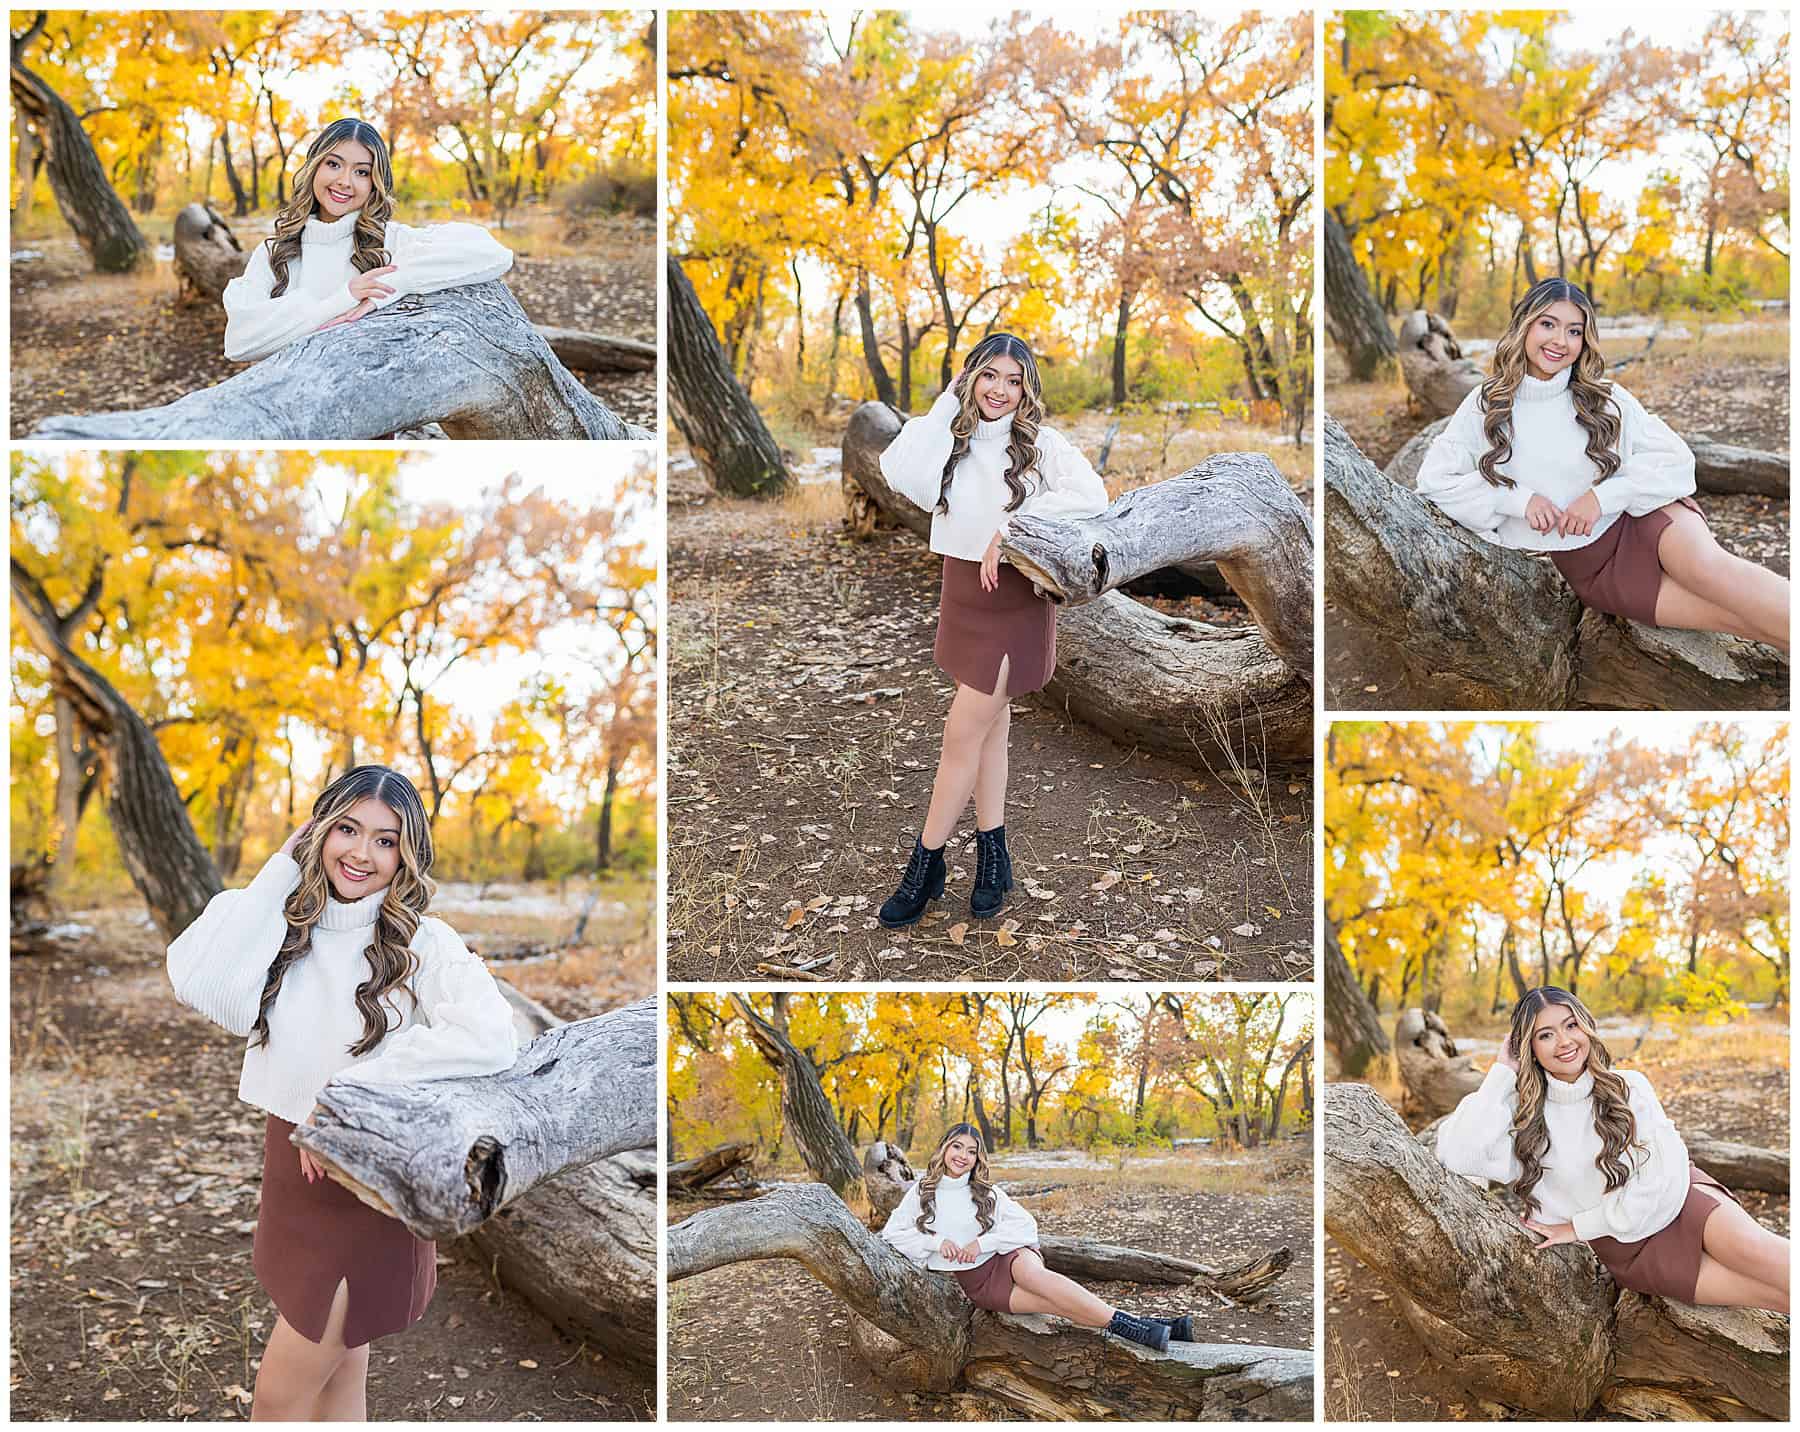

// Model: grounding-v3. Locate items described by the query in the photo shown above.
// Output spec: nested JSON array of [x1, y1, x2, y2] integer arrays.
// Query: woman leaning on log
[[878, 1124, 1185, 1350], [1415, 277, 1789, 650], [1436, 987, 1789, 1312], [167, 765, 517, 1420], [871, 333, 1110, 928]]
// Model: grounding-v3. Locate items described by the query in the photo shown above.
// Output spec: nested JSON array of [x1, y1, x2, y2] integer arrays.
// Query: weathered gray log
[[862, 1139, 915, 1223], [29, 281, 649, 441], [667, 254, 790, 496], [668, 1182, 1311, 1419], [1325, 415, 1789, 709], [1327, 1082, 1787, 1419], [669, 1140, 756, 1194], [172, 201, 249, 304], [1396, 310, 1483, 420], [1324, 919, 1391, 1077], [1394, 1008, 1485, 1120], [298, 995, 656, 1239], [534, 325, 657, 374], [730, 994, 863, 1197], [844, 400, 1314, 765], [1685, 1134, 1790, 1194], [1324, 210, 1397, 381]]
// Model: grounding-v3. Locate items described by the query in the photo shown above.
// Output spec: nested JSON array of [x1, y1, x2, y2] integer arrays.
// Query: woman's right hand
[[279, 821, 314, 859], [347, 264, 397, 302], [1524, 493, 1564, 535], [939, 1237, 963, 1263], [1496, 1038, 1519, 1073]]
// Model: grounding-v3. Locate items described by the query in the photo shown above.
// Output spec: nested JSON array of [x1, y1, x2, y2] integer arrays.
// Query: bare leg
[[921, 659, 1011, 849], [314, 1339, 370, 1420], [1691, 1188, 1789, 1310], [1006, 1247, 1114, 1328], [252, 1277, 355, 1421], [972, 698, 1011, 831], [1654, 574, 1763, 642], [1655, 505, 1790, 649], [1692, 1251, 1789, 1313]]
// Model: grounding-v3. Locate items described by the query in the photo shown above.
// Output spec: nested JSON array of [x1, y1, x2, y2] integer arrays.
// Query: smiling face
[[312, 139, 375, 219], [1528, 1001, 1591, 1083], [1523, 299, 1586, 381], [942, 1131, 980, 1176], [972, 355, 1025, 419], [319, 795, 403, 901]]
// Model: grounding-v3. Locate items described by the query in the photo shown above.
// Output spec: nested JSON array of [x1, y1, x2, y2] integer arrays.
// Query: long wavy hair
[[265, 118, 395, 298], [935, 333, 1047, 517], [1476, 278, 1622, 489], [1505, 986, 1640, 1218], [913, 1122, 998, 1236], [251, 764, 434, 1056]]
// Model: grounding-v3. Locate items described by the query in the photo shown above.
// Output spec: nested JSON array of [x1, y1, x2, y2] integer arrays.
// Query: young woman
[[167, 765, 518, 1420], [874, 333, 1111, 927], [1416, 277, 1789, 651], [878, 1124, 1187, 1350], [222, 118, 514, 363], [1436, 987, 1788, 1312]]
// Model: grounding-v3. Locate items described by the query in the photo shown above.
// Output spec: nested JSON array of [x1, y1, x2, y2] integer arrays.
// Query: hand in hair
[[1522, 1216, 1578, 1249], [348, 264, 398, 303], [1558, 489, 1601, 538], [1496, 1037, 1519, 1073], [279, 821, 315, 859], [1524, 493, 1565, 536]]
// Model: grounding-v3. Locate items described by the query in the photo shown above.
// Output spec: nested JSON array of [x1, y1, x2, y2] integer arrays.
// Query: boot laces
[[897, 843, 933, 897], [976, 834, 999, 888]]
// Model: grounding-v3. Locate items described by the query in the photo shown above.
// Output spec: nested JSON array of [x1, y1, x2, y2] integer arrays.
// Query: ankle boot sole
[[878, 872, 946, 928]]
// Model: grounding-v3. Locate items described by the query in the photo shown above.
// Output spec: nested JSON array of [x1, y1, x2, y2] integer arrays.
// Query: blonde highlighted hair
[[936, 333, 1047, 517], [265, 118, 395, 299], [913, 1122, 998, 1236]]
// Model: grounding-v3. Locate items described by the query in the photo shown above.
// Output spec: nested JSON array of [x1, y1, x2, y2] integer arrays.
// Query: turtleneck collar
[[303, 209, 362, 244], [941, 1168, 973, 1186], [974, 412, 1015, 442], [1542, 1067, 1595, 1104], [316, 885, 386, 931], [1517, 365, 1573, 403]]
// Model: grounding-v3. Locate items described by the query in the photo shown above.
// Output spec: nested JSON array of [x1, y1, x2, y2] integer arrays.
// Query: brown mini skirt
[[1550, 496, 1705, 626], [254, 1114, 437, 1348], [953, 1246, 1037, 1312], [1588, 1163, 1738, 1302], [935, 557, 1055, 697]]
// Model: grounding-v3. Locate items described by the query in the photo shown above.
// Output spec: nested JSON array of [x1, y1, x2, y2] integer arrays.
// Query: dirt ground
[[9, 877, 655, 1422], [668, 1144, 1315, 1422], [1325, 1012, 1791, 1422], [666, 466, 1313, 983], [9, 212, 655, 437], [1323, 329, 1791, 710]]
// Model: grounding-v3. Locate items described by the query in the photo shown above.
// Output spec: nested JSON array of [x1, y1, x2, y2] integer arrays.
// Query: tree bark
[[842, 401, 1314, 766], [862, 1139, 916, 1223], [1323, 211, 1397, 381], [666, 255, 790, 496], [1392, 1007, 1484, 1119], [1036, 1237, 1292, 1301], [730, 993, 862, 1196], [1324, 416, 1789, 710], [533, 326, 658, 374], [1324, 919, 1390, 1076], [1394, 310, 1484, 420], [171, 201, 249, 304], [855, 269, 898, 407], [1682, 1135, 1790, 1195], [1326, 1082, 1788, 1419], [9, 47, 151, 272], [669, 1141, 757, 1195], [30, 282, 645, 441]]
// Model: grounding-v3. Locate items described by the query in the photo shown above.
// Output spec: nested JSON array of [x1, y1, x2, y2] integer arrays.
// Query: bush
[[561, 165, 656, 220]]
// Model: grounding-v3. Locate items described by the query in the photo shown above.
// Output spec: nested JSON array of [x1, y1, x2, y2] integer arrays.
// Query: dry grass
[[1326, 1324, 1369, 1422], [779, 478, 852, 529]]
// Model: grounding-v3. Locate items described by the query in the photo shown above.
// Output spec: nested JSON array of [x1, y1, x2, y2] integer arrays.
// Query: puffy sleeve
[[335, 918, 518, 1088], [1010, 427, 1110, 530], [221, 242, 360, 362], [1591, 385, 1697, 517], [1415, 389, 1536, 533], [878, 1181, 939, 1267], [374, 220, 514, 309], [166, 851, 299, 1036], [878, 389, 960, 513], [1569, 1071, 1693, 1243], [981, 1186, 1040, 1255], [1433, 1062, 1524, 1184]]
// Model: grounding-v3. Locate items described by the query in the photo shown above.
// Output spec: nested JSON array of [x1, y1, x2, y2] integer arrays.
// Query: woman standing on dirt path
[[167, 765, 518, 1420], [1436, 987, 1789, 1312], [879, 1124, 1185, 1349], [872, 333, 1111, 928], [223, 118, 514, 363], [1415, 277, 1789, 650]]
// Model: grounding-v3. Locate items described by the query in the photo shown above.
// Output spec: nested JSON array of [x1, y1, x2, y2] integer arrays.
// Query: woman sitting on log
[[1436, 987, 1789, 1312], [167, 765, 519, 1419], [1415, 277, 1789, 651], [878, 1123, 1183, 1350], [872, 333, 1110, 927], [223, 118, 514, 363]]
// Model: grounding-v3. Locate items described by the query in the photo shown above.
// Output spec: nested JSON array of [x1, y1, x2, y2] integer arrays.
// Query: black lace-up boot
[[1105, 1309, 1171, 1352], [878, 836, 947, 928], [971, 824, 1014, 918], [1150, 1313, 1195, 1341]]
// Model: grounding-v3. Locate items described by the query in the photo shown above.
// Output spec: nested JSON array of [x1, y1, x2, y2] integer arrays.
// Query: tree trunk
[[1326, 1082, 1787, 1419], [31, 282, 646, 441], [533, 326, 658, 374], [48, 693, 97, 894], [730, 993, 861, 1196], [862, 1139, 916, 1223], [1036, 1237, 1292, 1300], [667, 255, 790, 497], [14, 115, 42, 223], [855, 269, 898, 407], [1323, 211, 1397, 381], [1324, 919, 1390, 1076], [9, 54, 151, 272], [1111, 289, 1131, 405], [669, 1141, 757, 1195], [171, 201, 249, 304], [1681, 1135, 1789, 1194], [595, 751, 619, 872], [1324, 417, 1788, 710], [1394, 310, 1484, 420], [1392, 1007, 1484, 1119], [216, 126, 249, 216], [842, 402, 1314, 766], [668, 1183, 1311, 1419]]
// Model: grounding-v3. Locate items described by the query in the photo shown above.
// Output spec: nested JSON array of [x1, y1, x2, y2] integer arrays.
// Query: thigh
[[1654, 503, 1725, 576], [1695, 1187, 1780, 1256], [1691, 1250, 1786, 1309], [1006, 1246, 1047, 1290], [947, 670, 1011, 741], [1653, 573, 1753, 637]]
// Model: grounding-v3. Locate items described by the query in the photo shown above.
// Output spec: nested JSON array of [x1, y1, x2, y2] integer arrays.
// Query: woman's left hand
[[956, 1239, 982, 1264], [1558, 490, 1602, 537], [315, 299, 374, 333], [980, 532, 1003, 592], [1522, 1216, 1578, 1249], [297, 1106, 329, 1184]]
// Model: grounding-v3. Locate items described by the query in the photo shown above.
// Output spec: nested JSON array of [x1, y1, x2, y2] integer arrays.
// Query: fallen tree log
[[1325, 416, 1788, 710], [1683, 1134, 1790, 1195], [1326, 1082, 1787, 1419], [29, 281, 649, 441], [669, 1182, 1311, 1419], [535, 325, 657, 374], [669, 1141, 756, 1195], [862, 1139, 915, 1224], [172, 201, 249, 304], [843, 400, 1314, 765], [1393, 1008, 1484, 1120], [1396, 310, 1483, 420]]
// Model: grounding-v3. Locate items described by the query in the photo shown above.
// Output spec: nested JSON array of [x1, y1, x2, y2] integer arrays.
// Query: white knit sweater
[[222, 210, 514, 362], [878, 390, 1112, 560], [1416, 368, 1696, 551], [1435, 1063, 1692, 1243], [879, 1171, 1040, 1271], [166, 852, 518, 1124]]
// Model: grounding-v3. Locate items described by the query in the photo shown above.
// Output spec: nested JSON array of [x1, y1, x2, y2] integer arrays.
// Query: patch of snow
[[12, 248, 45, 262], [44, 922, 97, 940]]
